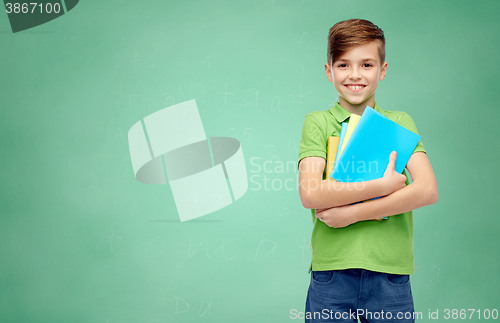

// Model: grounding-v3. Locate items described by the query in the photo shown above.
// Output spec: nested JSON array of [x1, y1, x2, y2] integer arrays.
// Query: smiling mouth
[[345, 84, 366, 91]]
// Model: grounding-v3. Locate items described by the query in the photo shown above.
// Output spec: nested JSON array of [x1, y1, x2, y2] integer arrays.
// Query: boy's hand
[[382, 151, 407, 195], [315, 151, 407, 223], [315, 205, 356, 228]]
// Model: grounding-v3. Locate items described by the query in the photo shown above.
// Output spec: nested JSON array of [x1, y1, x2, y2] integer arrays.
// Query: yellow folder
[[339, 113, 361, 157], [326, 136, 340, 181], [326, 114, 361, 181]]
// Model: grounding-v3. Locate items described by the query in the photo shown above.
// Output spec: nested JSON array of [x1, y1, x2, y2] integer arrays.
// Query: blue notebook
[[330, 107, 420, 184]]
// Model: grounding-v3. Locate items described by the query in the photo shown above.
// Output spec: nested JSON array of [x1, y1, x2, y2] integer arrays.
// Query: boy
[[297, 19, 438, 323]]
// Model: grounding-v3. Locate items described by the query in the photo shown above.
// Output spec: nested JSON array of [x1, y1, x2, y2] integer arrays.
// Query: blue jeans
[[305, 269, 415, 323]]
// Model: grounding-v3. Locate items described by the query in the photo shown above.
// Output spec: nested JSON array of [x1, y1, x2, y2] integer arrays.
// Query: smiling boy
[[297, 19, 438, 322]]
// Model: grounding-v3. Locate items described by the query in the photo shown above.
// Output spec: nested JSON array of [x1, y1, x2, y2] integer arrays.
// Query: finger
[[387, 151, 397, 169]]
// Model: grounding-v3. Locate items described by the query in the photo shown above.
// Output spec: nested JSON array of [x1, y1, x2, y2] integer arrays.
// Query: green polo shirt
[[298, 101, 426, 275]]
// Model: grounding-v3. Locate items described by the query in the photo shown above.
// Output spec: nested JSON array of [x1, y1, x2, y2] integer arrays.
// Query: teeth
[[347, 85, 364, 90]]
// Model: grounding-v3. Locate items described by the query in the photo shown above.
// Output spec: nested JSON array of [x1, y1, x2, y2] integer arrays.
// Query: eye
[[337, 63, 347, 68], [363, 63, 373, 68]]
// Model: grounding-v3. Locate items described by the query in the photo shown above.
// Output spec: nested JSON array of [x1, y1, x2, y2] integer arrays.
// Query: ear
[[325, 62, 333, 82], [379, 61, 388, 81]]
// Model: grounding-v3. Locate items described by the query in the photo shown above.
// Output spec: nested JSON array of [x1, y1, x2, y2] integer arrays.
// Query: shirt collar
[[328, 101, 384, 123]]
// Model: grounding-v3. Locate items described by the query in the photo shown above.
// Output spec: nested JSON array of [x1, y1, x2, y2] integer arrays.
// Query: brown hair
[[327, 19, 385, 66]]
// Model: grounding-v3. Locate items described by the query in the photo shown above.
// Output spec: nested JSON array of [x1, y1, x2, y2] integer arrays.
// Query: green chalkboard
[[1, 0, 499, 322]]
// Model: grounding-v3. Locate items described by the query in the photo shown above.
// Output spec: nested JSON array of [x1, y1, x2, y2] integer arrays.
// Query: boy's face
[[325, 41, 387, 113]]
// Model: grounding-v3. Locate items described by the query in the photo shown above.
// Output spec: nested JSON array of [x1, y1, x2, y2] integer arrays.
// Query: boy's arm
[[298, 154, 406, 209], [315, 152, 438, 228]]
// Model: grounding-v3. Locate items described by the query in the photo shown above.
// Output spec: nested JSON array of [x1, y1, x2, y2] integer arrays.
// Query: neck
[[338, 96, 376, 115]]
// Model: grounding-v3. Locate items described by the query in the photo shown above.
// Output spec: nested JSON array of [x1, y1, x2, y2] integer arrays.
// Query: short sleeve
[[397, 112, 426, 154], [298, 114, 327, 169]]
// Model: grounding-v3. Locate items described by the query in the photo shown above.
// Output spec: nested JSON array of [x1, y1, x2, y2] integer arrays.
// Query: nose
[[349, 68, 362, 80]]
